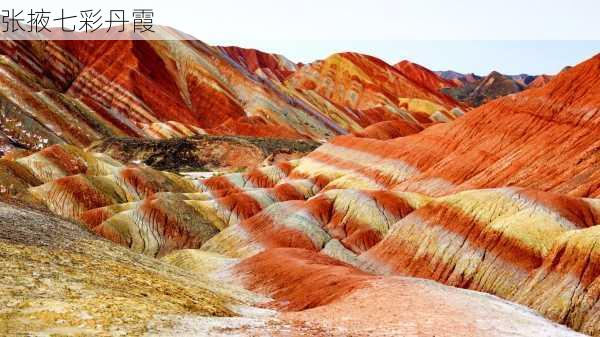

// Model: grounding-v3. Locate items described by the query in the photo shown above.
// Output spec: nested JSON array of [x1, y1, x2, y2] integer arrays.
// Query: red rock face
[[217, 46, 298, 82], [394, 60, 459, 92]]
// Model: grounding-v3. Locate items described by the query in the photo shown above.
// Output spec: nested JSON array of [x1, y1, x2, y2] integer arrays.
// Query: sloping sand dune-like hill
[[290, 55, 600, 197]]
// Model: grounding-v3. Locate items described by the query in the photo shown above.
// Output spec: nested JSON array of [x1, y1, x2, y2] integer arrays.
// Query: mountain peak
[[487, 70, 504, 78]]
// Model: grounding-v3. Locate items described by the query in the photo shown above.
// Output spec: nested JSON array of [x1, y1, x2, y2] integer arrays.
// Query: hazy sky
[[20, 0, 600, 74]]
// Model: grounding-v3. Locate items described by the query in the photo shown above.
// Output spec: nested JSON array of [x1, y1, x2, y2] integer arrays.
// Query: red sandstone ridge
[[352, 119, 424, 140], [394, 60, 459, 92], [217, 46, 298, 82], [528, 74, 554, 88]]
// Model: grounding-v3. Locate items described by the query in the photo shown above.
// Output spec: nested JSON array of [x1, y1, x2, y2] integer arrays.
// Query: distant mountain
[[437, 69, 554, 106], [435, 70, 464, 80], [441, 71, 526, 106], [528, 74, 554, 88], [435, 70, 482, 86], [507, 73, 537, 86]]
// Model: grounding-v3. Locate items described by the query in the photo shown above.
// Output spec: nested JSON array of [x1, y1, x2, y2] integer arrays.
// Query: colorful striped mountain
[[0, 26, 598, 337]]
